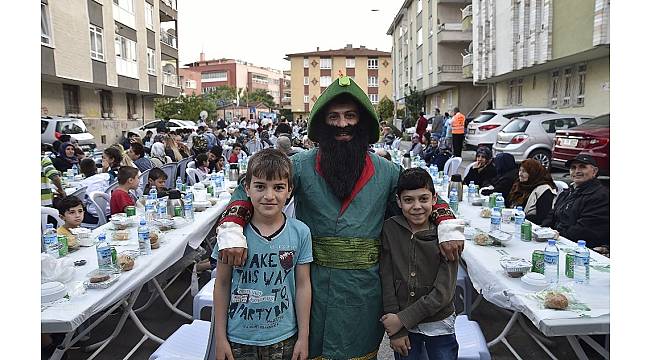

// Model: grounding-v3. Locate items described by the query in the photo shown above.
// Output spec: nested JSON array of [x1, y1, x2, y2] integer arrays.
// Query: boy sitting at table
[[143, 167, 169, 198], [212, 149, 312, 360], [56, 196, 83, 250], [380, 167, 461, 360], [110, 166, 139, 215]]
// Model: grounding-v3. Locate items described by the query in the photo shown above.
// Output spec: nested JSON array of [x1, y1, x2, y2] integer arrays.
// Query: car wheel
[[529, 149, 551, 169]]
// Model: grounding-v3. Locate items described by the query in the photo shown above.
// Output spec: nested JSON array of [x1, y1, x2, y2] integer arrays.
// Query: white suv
[[465, 108, 558, 148], [129, 119, 197, 138], [41, 116, 96, 150]]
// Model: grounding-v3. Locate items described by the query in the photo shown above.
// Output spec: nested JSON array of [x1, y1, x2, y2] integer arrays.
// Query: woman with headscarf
[[164, 135, 183, 162], [150, 142, 170, 168], [463, 146, 497, 188], [409, 133, 423, 157], [508, 159, 558, 225], [52, 142, 79, 173], [479, 153, 519, 204], [111, 143, 136, 169], [422, 133, 440, 165]]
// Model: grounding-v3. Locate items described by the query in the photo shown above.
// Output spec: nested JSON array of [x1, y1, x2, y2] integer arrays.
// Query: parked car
[[465, 108, 558, 149], [551, 114, 610, 176], [493, 114, 592, 169], [41, 116, 96, 150], [130, 119, 197, 138]]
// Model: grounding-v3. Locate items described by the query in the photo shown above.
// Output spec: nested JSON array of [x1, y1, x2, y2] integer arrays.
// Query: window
[[369, 94, 378, 104], [428, 53, 433, 71], [144, 2, 154, 30], [516, 78, 523, 104], [89, 25, 105, 61], [304, 76, 309, 86], [576, 64, 587, 106], [62, 84, 80, 115], [549, 70, 560, 107], [320, 76, 332, 87], [508, 78, 523, 105], [554, 118, 578, 131], [320, 58, 332, 69], [417, 28, 423, 47], [562, 68, 573, 106], [368, 58, 378, 69], [100, 90, 113, 116], [346, 58, 355, 68], [126, 93, 137, 118], [303, 58, 308, 68], [416, 61, 423, 79], [252, 74, 269, 84], [184, 79, 197, 89], [113, 0, 135, 28], [146, 48, 156, 75], [201, 71, 228, 82], [368, 76, 378, 87], [114, 34, 137, 77], [447, 91, 453, 108], [304, 95, 309, 103], [41, 3, 53, 45]]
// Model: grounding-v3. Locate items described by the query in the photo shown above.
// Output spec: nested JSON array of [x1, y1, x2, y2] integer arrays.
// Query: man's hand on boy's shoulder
[[439, 240, 464, 262], [291, 336, 309, 360], [390, 336, 411, 357], [380, 313, 404, 336]]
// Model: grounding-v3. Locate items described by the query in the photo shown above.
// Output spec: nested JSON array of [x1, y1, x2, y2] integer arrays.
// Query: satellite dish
[[199, 110, 208, 120]]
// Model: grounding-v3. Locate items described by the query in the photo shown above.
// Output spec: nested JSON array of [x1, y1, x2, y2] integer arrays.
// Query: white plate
[[42, 282, 67, 303], [521, 272, 549, 290]]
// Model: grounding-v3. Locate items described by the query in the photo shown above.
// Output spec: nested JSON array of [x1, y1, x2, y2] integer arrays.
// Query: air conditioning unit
[[109, 112, 115, 118], [130, 113, 139, 120], [102, 112, 109, 118]]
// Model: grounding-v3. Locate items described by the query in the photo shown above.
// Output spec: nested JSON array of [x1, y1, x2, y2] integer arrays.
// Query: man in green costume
[[215, 76, 465, 359]]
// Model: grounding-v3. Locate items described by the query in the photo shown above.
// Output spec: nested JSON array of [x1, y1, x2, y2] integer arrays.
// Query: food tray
[[473, 231, 493, 246], [499, 256, 532, 278], [532, 227, 556, 242], [84, 269, 121, 289], [489, 229, 512, 244]]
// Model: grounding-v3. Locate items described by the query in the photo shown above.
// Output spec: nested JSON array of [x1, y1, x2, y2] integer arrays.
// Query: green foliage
[[404, 86, 424, 128], [396, 108, 405, 119], [376, 96, 395, 122], [241, 89, 276, 108], [279, 109, 293, 122], [154, 94, 216, 121]]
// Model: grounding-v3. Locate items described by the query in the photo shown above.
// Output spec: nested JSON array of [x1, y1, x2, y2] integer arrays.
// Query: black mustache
[[333, 125, 355, 136]]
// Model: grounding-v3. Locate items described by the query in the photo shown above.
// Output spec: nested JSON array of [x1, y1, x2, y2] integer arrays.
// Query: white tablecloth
[[436, 186, 610, 337], [41, 197, 230, 333]]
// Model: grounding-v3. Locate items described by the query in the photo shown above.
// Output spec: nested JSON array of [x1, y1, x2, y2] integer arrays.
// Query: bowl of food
[[488, 229, 512, 244], [499, 256, 532, 278], [111, 215, 130, 230], [172, 216, 188, 228], [473, 231, 493, 246], [532, 227, 558, 242], [472, 197, 487, 206], [112, 230, 130, 241], [152, 218, 174, 231], [480, 207, 492, 218], [71, 228, 93, 246]]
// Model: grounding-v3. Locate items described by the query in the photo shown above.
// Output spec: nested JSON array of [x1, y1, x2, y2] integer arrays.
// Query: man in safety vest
[[451, 107, 466, 157]]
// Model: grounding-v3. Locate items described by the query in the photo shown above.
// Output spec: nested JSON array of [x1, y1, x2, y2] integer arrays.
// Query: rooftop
[[285, 44, 391, 59]]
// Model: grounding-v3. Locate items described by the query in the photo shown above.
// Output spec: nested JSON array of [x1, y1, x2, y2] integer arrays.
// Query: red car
[[551, 114, 609, 176]]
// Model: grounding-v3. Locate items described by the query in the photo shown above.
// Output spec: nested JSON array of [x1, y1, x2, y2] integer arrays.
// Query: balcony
[[438, 23, 472, 43], [161, 0, 177, 9], [438, 0, 471, 4], [462, 54, 473, 78], [159, 0, 177, 21], [461, 5, 472, 32], [162, 71, 179, 87], [160, 29, 177, 48], [437, 65, 466, 83]]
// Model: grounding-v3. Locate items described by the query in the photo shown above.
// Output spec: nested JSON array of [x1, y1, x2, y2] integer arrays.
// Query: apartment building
[[41, 0, 180, 146], [286, 45, 392, 120], [388, 0, 487, 117], [181, 55, 286, 106], [281, 70, 291, 111], [472, 0, 610, 116]]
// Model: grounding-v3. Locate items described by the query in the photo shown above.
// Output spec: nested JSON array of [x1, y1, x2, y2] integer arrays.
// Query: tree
[[154, 94, 217, 121], [205, 86, 237, 107], [376, 96, 394, 122], [404, 86, 424, 128], [241, 89, 276, 108]]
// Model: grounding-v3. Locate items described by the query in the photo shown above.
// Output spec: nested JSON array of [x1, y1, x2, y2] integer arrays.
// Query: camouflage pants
[[230, 335, 297, 360]]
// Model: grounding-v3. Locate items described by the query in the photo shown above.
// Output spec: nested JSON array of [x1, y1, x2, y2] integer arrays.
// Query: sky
[[177, 0, 400, 71]]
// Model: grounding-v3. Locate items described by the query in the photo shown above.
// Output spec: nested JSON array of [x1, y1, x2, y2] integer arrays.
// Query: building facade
[[388, 0, 487, 118], [286, 45, 392, 120], [472, 0, 610, 116], [41, 0, 180, 147], [180, 56, 286, 106]]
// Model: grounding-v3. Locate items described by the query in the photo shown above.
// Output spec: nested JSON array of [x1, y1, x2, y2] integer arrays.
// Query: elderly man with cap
[[213, 76, 465, 359], [542, 154, 610, 255]]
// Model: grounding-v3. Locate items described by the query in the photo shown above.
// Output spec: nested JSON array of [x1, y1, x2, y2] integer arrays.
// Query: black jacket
[[481, 168, 518, 206], [542, 179, 610, 248], [463, 163, 497, 189]]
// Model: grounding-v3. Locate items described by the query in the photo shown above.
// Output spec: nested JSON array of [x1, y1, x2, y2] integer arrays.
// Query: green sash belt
[[312, 236, 380, 270]]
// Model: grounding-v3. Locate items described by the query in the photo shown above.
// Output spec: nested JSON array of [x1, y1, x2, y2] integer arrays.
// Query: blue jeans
[[393, 333, 458, 360]]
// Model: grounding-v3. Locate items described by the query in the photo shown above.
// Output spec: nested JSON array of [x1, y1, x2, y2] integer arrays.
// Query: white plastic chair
[[463, 161, 477, 181], [69, 186, 87, 201], [149, 319, 211, 360], [554, 180, 569, 195], [105, 181, 119, 195], [41, 206, 63, 234], [283, 196, 296, 218], [193, 268, 217, 320], [455, 315, 491, 360], [187, 160, 196, 169], [186, 168, 203, 186], [177, 157, 192, 183], [444, 156, 463, 176], [161, 162, 178, 189], [88, 191, 110, 225]]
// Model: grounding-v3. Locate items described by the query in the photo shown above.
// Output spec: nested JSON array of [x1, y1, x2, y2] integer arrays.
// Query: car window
[[55, 119, 87, 134], [502, 119, 529, 133], [144, 121, 160, 129], [41, 120, 48, 134], [575, 114, 610, 129], [168, 122, 180, 128], [554, 118, 578, 130], [541, 120, 556, 133], [472, 112, 497, 123]]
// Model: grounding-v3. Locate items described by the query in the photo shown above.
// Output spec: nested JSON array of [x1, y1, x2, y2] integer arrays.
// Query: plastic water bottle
[[72, 164, 79, 177], [210, 171, 218, 190], [442, 175, 449, 188], [495, 193, 505, 212], [240, 153, 248, 173], [544, 239, 560, 284], [513, 206, 525, 240], [43, 224, 60, 258], [574, 240, 590, 284], [468, 181, 476, 203], [176, 177, 183, 191], [490, 207, 501, 231], [184, 193, 194, 222], [431, 164, 439, 178], [149, 187, 157, 199], [138, 219, 152, 255], [216, 171, 225, 190], [96, 233, 113, 269], [145, 190, 157, 222], [449, 189, 459, 213], [157, 197, 167, 219]]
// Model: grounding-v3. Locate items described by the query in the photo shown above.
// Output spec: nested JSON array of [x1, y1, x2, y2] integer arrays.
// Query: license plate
[[468, 129, 476, 135], [560, 138, 578, 147]]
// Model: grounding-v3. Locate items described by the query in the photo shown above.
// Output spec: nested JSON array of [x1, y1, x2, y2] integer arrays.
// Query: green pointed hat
[[308, 76, 380, 144]]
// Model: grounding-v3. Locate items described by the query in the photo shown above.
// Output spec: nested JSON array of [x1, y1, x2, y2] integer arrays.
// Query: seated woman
[[422, 134, 440, 165], [194, 153, 210, 180], [479, 153, 518, 204], [508, 159, 558, 225], [102, 147, 122, 184], [463, 146, 497, 189], [165, 135, 183, 162], [409, 133, 423, 157], [150, 142, 170, 168], [52, 142, 79, 173]]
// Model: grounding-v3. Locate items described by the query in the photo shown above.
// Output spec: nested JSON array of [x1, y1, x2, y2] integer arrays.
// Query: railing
[[162, 71, 179, 87], [160, 30, 177, 48], [438, 23, 463, 32], [438, 65, 462, 73], [462, 53, 473, 67], [462, 5, 473, 19], [161, 0, 177, 10]]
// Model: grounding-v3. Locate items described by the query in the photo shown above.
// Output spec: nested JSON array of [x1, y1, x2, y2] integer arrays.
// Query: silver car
[[492, 114, 592, 168]]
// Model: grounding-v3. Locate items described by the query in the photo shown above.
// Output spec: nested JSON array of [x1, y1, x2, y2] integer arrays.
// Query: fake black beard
[[319, 124, 370, 201]]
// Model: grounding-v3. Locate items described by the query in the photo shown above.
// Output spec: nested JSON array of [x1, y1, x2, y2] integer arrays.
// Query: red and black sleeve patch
[[431, 194, 455, 225], [217, 200, 253, 227]]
